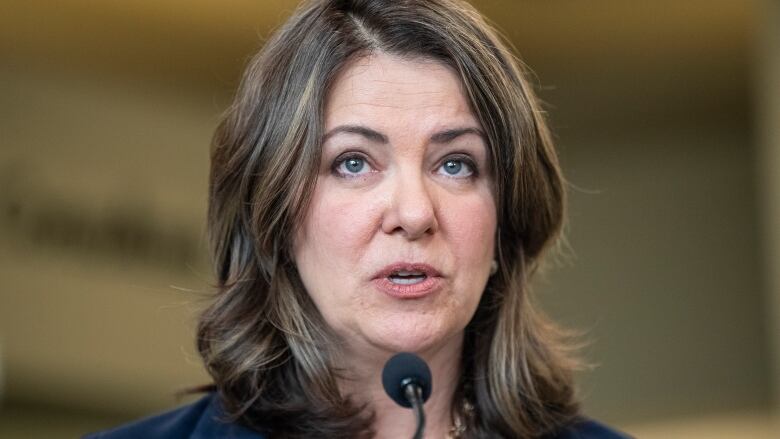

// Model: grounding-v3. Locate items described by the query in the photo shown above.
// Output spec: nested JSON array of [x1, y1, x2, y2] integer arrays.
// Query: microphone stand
[[402, 379, 426, 439]]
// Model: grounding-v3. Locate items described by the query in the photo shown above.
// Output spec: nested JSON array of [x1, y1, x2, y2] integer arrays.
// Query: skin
[[293, 52, 497, 438]]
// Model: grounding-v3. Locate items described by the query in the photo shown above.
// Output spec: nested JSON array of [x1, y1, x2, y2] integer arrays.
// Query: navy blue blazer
[[84, 394, 631, 438]]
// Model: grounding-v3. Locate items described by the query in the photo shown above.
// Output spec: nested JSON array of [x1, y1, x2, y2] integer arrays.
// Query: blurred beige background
[[1, 0, 779, 437]]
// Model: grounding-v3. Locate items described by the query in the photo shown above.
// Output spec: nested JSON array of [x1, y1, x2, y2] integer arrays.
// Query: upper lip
[[372, 262, 442, 279]]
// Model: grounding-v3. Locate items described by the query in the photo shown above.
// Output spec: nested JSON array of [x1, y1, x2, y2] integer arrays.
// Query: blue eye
[[344, 157, 364, 173], [334, 155, 372, 177], [443, 160, 462, 175], [438, 158, 474, 178]]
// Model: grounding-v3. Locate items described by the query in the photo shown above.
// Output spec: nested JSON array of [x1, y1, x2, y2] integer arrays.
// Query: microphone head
[[381, 352, 432, 408]]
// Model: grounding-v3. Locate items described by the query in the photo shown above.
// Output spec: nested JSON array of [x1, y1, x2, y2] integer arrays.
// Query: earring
[[490, 260, 498, 275]]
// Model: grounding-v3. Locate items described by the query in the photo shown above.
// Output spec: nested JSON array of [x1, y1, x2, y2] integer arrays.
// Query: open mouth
[[388, 270, 428, 285], [373, 263, 442, 298]]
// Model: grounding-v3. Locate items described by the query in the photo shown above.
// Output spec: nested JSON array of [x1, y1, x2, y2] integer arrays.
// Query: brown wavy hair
[[197, 0, 580, 437]]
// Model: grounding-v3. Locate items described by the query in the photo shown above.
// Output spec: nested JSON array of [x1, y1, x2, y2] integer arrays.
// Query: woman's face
[[293, 53, 496, 357]]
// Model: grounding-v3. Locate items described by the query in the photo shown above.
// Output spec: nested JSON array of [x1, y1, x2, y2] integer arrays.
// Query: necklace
[[447, 419, 467, 438], [446, 400, 474, 438]]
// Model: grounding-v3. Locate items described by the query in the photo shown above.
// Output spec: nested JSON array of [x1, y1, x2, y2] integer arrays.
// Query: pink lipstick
[[372, 263, 443, 299]]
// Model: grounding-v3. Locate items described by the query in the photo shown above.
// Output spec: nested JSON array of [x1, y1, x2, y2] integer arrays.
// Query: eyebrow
[[322, 124, 485, 144], [323, 125, 388, 143], [429, 127, 485, 144]]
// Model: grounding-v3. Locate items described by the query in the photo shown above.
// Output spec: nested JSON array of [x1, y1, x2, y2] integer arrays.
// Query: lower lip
[[372, 276, 443, 299]]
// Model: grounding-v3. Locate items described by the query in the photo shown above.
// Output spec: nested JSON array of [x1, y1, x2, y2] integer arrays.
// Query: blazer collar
[[190, 394, 266, 439]]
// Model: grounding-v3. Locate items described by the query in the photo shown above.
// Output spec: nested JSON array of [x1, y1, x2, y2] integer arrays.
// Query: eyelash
[[331, 152, 374, 178], [438, 153, 478, 179], [330, 152, 479, 179]]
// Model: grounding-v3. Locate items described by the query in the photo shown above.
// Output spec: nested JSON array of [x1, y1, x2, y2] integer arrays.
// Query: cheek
[[295, 181, 380, 275], [443, 193, 497, 266]]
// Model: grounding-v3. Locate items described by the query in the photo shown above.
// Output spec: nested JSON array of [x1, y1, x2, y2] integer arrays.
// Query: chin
[[365, 316, 461, 355]]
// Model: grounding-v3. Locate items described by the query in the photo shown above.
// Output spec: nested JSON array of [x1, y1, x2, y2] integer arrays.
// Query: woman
[[87, 0, 629, 438]]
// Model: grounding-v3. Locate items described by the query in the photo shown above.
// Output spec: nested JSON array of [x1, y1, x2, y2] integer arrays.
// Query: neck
[[337, 335, 464, 439]]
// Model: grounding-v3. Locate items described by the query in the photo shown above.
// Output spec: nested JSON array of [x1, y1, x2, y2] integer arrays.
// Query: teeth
[[394, 270, 424, 276], [388, 270, 427, 285], [389, 275, 425, 285]]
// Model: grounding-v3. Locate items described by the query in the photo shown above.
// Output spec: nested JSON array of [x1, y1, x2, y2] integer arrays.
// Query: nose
[[380, 173, 438, 240]]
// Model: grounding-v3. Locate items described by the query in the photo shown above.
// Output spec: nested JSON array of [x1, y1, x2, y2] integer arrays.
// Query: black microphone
[[381, 352, 432, 439]]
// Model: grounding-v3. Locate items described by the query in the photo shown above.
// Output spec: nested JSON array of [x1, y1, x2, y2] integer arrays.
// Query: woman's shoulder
[[83, 393, 265, 439], [83, 395, 629, 439], [549, 417, 633, 439]]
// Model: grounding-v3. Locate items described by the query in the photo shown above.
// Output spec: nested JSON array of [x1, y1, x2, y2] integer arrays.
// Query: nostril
[[381, 179, 439, 238]]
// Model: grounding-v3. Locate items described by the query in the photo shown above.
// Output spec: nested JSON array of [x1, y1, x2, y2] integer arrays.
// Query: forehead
[[324, 52, 478, 131]]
